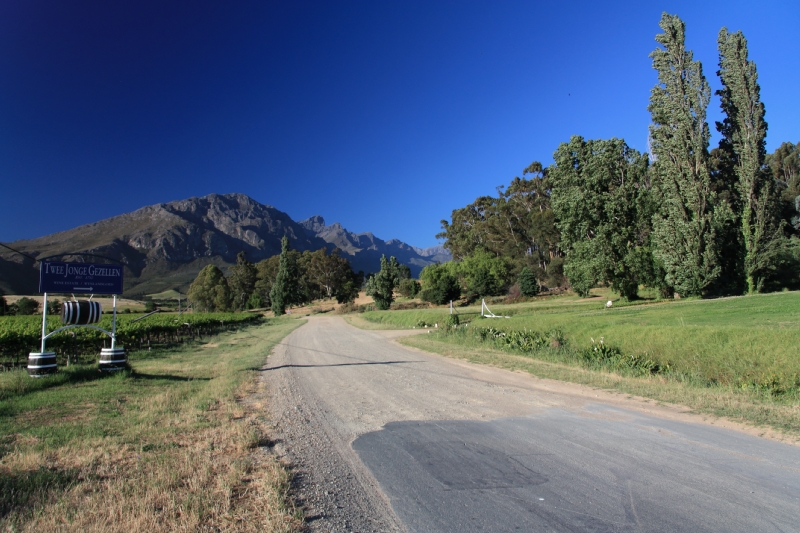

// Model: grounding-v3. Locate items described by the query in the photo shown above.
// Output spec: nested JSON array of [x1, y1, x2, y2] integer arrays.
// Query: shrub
[[398, 279, 421, 298], [419, 264, 460, 305], [15, 297, 39, 316], [518, 268, 539, 296], [444, 314, 460, 328]]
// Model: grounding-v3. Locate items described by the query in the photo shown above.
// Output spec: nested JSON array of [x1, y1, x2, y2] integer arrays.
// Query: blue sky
[[1, 1, 798, 249]]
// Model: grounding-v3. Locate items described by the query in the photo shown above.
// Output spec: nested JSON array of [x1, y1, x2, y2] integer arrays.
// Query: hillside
[[0, 193, 449, 296], [298, 216, 450, 275]]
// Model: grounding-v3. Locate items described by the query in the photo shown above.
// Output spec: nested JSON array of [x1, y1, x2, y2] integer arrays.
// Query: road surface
[[263, 316, 800, 533]]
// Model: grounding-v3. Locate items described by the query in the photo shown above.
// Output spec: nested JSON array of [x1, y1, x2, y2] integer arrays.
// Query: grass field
[[0, 317, 304, 532], [357, 289, 800, 435]]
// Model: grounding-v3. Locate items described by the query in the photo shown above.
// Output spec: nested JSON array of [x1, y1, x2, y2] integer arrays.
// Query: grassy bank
[[359, 290, 800, 435], [0, 317, 304, 532]]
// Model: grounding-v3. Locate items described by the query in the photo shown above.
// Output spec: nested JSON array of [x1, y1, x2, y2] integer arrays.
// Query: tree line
[[188, 238, 363, 314], [436, 13, 800, 300]]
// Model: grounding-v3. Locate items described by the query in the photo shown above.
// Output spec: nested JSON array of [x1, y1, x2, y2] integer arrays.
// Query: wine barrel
[[27, 352, 57, 377], [99, 347, 127, 372], [61, 300, 102, 325]]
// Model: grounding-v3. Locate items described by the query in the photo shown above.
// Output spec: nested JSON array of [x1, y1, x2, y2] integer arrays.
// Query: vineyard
[[0, 312, 263, 369]]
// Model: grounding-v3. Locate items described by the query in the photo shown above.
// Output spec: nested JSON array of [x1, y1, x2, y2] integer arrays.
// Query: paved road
[[264, 316, 800, 533]]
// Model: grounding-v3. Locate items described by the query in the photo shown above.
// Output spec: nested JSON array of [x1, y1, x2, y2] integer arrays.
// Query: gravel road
[[262, 316, 800, 533]]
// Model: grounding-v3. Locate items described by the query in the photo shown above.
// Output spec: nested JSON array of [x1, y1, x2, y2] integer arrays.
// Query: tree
[[334, 269, 362, 304], [767, 141, 800, 199], [766, 142, 800, 234], [716, 28, 782, 293], [549, 136, 650, 299], [648, 13, 726, 296], [15, 297, 39, 315], [306, 248, 354, 300], [457, 250, 512, 299], [188, 265, 231, 312], [436, 162, 560, 274], [228, 251, 258, 310], [365, 255, 400, 310], [398, 278, 421, 298], [270, 236, 300, 316], [254, 255, 281, 308], [518, 267, 539, 297], [419, 263, 461, 305], [0, 289, 6, 316]]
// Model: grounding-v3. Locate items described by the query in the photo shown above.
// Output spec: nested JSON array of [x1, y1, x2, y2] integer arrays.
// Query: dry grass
[[0, 319, 304, 532]]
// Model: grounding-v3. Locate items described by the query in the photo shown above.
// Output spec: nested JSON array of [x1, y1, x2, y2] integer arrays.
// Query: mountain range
[[0, 193, 450, 296]]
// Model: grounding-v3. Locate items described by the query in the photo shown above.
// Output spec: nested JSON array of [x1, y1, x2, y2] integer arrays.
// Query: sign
[[39, 261, 124, 295]]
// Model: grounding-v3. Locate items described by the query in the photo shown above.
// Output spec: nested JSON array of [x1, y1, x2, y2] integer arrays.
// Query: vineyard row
[[0, 313, 263, 369]]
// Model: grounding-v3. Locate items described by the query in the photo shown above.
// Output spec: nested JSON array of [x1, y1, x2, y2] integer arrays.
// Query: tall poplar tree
[[717, 28, 781, 293], [648, 13, 724, 296], [270, 236, 299, 316]]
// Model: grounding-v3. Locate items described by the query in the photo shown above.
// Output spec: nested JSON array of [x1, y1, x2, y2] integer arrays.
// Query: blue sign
[[39, 261, 124, 295]]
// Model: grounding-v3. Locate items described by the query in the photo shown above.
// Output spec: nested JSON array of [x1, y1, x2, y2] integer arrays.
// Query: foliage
[[365, 255, 401, 310], [305, 248, 355, 301], [550, 136, 651, 299], [716, 28, 783, 294], [419, 263, 461, 305], [437, 162, 561, 273], [648, 13, 726, 296], [767, 141, 800, 210], [188, 265, 231, 312], [246, 292, 264, 309], [228, 251, 258, 310], [47, 298, 62, 315], [270, 236, 300, 316], [0, 290, 6, 316], [0, 312, 263, 366], [253, 255, 280, 308], [15, 297, 39, 316], [517, 268, 539, 297], [457, 250, 512, 299], [398, 278, 421, 298]]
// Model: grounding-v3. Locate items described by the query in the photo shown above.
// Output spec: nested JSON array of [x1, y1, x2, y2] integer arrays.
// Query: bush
[[334, 302, 358, 314], [15, 297, 39, 316], [518, 268, 539, 297], [444, 313, 460, 327], [398, 279, 421, 298], [419, 264, 460, 305]]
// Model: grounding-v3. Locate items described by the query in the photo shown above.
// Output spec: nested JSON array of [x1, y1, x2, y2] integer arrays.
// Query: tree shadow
[[131, 372, 211, 382], [0, 464, 80, 519], [260, 360, 424, 371]]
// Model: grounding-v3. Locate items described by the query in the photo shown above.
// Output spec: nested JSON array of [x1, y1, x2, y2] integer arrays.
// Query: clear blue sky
[[1, 1, 798, 248]]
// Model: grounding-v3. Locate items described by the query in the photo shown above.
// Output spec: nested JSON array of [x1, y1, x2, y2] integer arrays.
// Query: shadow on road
[[262, 360, 425, 371]]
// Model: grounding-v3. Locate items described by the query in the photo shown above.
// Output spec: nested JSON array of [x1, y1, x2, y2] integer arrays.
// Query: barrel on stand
[[27, 352, 57, 377], [61, 300, 102, 325], [99, 347, 127, 371]]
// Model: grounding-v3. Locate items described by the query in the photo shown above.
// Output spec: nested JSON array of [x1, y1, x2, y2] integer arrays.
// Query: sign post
[[29, 259, 126, 377]]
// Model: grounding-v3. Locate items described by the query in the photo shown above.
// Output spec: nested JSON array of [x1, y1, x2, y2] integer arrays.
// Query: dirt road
[[263, 316, 800, 533]]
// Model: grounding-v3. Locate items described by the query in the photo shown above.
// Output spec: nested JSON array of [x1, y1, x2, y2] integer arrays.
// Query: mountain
[[297, 216, 451, 275], [0, 193, 450, 296]]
